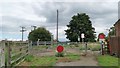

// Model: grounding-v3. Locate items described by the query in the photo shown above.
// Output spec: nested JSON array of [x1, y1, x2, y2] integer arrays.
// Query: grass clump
[[25, 55, 34, 62]]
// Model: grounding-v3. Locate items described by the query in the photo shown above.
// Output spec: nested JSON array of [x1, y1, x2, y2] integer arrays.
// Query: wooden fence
[[32, 41, 52, 46], [0, 40, 29, 67], [109, 37, 120, 57]]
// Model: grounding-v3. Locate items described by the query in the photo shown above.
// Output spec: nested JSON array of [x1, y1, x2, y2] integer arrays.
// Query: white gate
[[0, 41, 5, 67]]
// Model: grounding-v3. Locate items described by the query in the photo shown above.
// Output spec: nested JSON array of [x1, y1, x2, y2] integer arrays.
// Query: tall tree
[[28, 27, 51, 42], [65, 13, 96, 42]]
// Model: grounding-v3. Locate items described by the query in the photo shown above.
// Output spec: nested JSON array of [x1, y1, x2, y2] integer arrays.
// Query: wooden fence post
[[6, 41, 11, 67], [28, 41, 32, 54], [0, 41, 5, 67], [85, 42, 87, 55], [27, 41, 29, 55]]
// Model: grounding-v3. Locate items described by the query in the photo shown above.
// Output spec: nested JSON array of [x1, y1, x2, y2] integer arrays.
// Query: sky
[[0, 0, 119, 41]]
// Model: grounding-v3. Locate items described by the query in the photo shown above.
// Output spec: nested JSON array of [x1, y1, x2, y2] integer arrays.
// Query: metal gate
[[0, 41, 5, 67]]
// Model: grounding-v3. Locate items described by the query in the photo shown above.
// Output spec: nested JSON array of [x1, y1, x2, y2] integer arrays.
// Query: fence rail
[[6, 41, 29, 66], [0, 41, 29, 67]]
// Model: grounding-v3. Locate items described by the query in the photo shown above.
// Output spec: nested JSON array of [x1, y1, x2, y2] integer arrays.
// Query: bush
[[55, 52, 64, 57]]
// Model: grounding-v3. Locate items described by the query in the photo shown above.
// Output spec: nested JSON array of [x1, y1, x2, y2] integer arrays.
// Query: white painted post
[[45, 41, 46, 46], [81, 33, 85, 44], [51, 35, 53, 46], [37, 39, 40, 46]]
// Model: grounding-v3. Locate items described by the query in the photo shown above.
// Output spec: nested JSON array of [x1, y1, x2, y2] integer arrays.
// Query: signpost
[[56, 45, 64, 57], [81, 33, 85, 39], [57, 45, 64, 53], [81, 33, 85, 43], [98, 33, 105, 43], [81, 33, 87, 55], [98, 33, 105, 55]]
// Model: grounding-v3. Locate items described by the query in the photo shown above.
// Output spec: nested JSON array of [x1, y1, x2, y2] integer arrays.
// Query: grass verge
[[23, 53, 80, 66], [25, 55, 56, 66], [96, 55, 119, 68]]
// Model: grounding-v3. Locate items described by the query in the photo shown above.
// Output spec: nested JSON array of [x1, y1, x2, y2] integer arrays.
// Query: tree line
[[28, 13, 97, 42]]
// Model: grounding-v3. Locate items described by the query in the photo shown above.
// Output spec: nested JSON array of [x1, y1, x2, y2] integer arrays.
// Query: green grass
[[66, 53, 80, 61], [31, 56, 56, 66], [32, 45, 47, 50], [25, 55, 56, 66], [25, 55, 34, 62], [97, 55, 119, 68], [78, 43, 101, 51], [24, 52, 80, 66], [91, 45, 101, 51]]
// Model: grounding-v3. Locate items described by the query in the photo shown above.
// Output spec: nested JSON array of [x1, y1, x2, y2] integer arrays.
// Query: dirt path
[[29, 47, 55, 56], [55, 48, 99, 66]]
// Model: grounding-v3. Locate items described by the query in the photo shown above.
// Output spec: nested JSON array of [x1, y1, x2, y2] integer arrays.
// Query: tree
[[28, 27, 51, 42], [108, 26, 115, 36], [104, 26, 115, 41], [65, 13, 96, 42]]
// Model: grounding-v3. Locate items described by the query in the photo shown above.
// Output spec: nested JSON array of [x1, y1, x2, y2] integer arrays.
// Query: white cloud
[[0, 1, 119, 41], [0, 0, 119, 3]]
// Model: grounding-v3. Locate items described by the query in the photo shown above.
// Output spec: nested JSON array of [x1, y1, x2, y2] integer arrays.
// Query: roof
[[114, 19, 120, 26]]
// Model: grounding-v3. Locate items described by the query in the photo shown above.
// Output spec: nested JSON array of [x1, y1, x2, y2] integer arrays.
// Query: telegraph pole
[[20, 26, 26, 41], [56, 9, 58, 45], [31, 25, 37, 30]]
